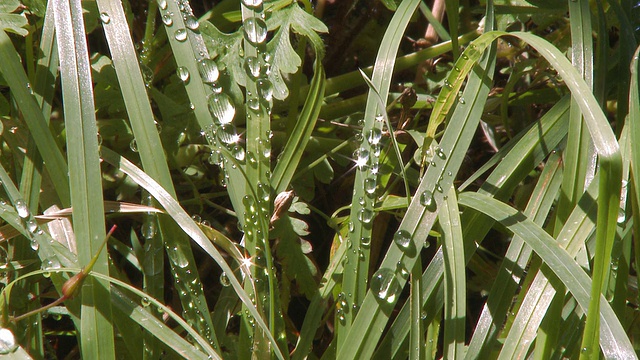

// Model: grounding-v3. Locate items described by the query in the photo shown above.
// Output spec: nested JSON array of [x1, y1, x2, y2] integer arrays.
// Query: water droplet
[[244, 56, 261, 79], [617, 209, 626, 224], [361, 237, 371, 247], [207, 93, 235, 124], [420, 190, 436, 211], [99, 12, 110, 24], [162, 14, 173, 26], [176, 66, 190, 83], [247, 97, 260, 110], [256, 77, 273, 102], [43, 257, 61, 270], [26, 219, 38, 233], [142, 220, 157, 239], [375, 113, 384, 122], [231, 145, 246, 161], [364, 177, 377, 196], [348, 221, 354, 232], [219, 272, 231, 287], [141, 297, 151, 307], [353, 148, 370, 171], [0, 328, 17, 354], [358, 208, 374, 224], [396, 261, 409, 278], [444, 80, 453, 89], [371, 268, 399, 304], [436, 147, 446, 159], [158, 0, 167, 10], [242, 0, 263, 7], [243, 17, 267, 45], [129, 139, 138, 152], [371, 144, 382, 157], [26, 83, 33, 95], [393, 230, 411, 249], [30, 240, 39, 251], [14, 200, 29, 218], [458, 97, 466, 104], [184, 14, 199, 30], [174, 28, 187, 41], [462, 54, 469, 60], [367, 128, 382, 145], [199, 59, 219, 83]]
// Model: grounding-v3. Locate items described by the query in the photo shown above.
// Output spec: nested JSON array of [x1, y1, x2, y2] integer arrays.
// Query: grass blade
[[52, 0, 114, 357]]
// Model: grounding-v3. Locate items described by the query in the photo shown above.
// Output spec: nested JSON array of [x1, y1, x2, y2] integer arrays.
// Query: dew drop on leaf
[[99, 12, 110, 24], [244, 17, 267, 45], [162, 14, 173, 26], [393, 230, 411, 249], [220, 272, 231, 287], [183, 14, 199, 30], [176, 66, 190, 83], [244, 56, 261, 79], [199, 59, 219, 83], [371, 268, 399, 304], [207, 93, 235, 125], [15, 200, 29, 218], [174, 28, 187, 41]]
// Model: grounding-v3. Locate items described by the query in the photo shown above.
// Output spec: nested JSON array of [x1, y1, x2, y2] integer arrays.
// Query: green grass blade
[[95, 0, 218, 350], [100, 147, 285, 360], [52, 0, 114, 357], [336, 28, 498, 360], [466, 151, 563, 358], [271, 60, 325, 194], [629, 47, 640, 318], [337, 0, 423, 349], [458, 192, 635, 359], [0, 30, 70, 207], [439, 188, 465, 359]]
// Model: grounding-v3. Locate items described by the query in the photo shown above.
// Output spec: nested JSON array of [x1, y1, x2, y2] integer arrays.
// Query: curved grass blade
[[465, 151, 563, 358], [336, 25, 498, 360], [458, 192, 636, 359], [100, 147, 285, 360], [95, 0, 218, 350]]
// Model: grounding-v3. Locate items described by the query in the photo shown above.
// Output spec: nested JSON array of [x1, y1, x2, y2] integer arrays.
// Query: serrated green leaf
[[273, 214, 318, 299]]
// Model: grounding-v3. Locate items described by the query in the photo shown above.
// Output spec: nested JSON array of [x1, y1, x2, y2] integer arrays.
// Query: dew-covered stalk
[[240, 0, 283, 356]]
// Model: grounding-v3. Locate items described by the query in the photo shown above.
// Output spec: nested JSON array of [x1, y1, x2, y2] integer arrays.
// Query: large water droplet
[[174, 28, 188, 41], [231, 145, 246, 161], [207, 93, 235, 124], [367, 128, 382, 145], [256, 77, 273, 102], [420, 190, 436, 211], [14, 200, 29, 218], [199, 59, 219, 83], [158, 0, 167, 9], [353, 148, 370, 171], [358, 208, 374, 224], [141, 297, 151, 307], [244, 56, 261, 79], [176, 66, 190, 83], [0, 328, 17, 354], [99, 12, 111, 24], [393, 230, 412, 249], [371, 268, 400, 304], [364, 177, 376, 196], [183, 14, 199, 30], [436, 147, 446, 159], [244, 17, 267, 45], [30, 240, 39, 251]]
